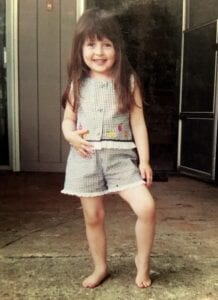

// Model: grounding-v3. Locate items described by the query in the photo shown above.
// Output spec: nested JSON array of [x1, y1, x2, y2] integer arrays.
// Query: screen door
[[178, 21, 218, 181]]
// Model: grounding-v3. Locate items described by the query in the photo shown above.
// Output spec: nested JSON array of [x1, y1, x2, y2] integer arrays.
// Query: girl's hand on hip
[[139, 162, 153, 188], [68, 129, 94, 158]]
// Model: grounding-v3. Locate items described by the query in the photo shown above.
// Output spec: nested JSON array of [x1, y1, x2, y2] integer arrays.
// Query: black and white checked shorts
[[61, 147, 144, 197]]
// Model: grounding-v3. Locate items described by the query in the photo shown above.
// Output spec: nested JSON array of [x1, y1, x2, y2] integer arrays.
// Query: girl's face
[[82, 36, 116, 78]]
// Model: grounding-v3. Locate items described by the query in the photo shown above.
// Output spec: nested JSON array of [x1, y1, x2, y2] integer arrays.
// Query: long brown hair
[[62, 8, 136, 113]]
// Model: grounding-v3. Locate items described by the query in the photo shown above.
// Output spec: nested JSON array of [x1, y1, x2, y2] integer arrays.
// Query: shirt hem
[[89, 141, 136, 150]]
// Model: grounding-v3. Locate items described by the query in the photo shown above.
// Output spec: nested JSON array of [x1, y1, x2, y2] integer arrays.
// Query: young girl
[[61, 8, 156, 289]]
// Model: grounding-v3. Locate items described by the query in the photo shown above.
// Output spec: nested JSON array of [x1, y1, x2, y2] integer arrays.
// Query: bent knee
[[137, 200, 156, 222], [84, 209, 105, 227]]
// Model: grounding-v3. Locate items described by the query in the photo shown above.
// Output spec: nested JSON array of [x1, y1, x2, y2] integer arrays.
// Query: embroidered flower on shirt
[[117, 123, 123, 132], [124, 130, 129, 138], [106, 129, 117, 138], [117, 123, 129, 138]]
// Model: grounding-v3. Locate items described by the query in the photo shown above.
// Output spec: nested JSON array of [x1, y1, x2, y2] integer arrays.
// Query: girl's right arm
[[62, 102, 93, 157]]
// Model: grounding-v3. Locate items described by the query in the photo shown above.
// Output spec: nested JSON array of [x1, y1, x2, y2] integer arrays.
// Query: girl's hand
[[68, 129, 94, 158], [139, 162, 153, 188]]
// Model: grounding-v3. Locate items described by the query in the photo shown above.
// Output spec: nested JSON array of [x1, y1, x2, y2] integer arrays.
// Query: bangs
[[78, 10, 121, 46], [82, 26, 108, 42]]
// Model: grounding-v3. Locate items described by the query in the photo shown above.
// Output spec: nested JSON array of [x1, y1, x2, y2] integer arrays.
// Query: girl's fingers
[[146, 178, 152, 187], [82, 138, 94, 147], [69, 139, 93, 152], [77, 129, 89, 136], [140, 166, 153, 187], [146, 171, 153, 187], [77, 148, 89, 158], [77, 144, 94, 158], [81, 144, 94, 154]]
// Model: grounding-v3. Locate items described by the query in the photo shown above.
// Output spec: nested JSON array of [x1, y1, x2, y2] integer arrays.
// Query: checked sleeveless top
[[74, 77, 136, 150]]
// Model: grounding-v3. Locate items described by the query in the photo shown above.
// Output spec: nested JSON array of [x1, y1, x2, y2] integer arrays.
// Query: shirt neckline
[[86, 76, 114, 84]]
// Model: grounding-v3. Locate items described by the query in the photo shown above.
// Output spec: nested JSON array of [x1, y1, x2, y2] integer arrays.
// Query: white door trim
[[6, 0, 20, 171], [76, 0, 86, 20], [177, 0, 187, 168]]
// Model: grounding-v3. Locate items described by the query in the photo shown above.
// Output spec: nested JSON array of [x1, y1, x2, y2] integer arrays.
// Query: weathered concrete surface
[[0, 173, 217, 300]]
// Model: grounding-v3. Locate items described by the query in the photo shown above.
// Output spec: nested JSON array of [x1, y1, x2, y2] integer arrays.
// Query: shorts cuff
[[107, 180, 145, 194], [61, 189, 109, 197], [61, 180, 145, 198]]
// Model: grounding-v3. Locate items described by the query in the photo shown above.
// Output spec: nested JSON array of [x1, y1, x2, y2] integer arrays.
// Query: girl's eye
[[87, 42, 94, 47], [104, 43, 113, 47]]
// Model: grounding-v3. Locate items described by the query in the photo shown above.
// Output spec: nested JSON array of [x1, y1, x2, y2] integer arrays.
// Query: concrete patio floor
[[0, 172, 217, 300]]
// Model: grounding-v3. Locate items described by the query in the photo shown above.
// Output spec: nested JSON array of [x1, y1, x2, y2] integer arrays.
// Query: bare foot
[[135, 256, 152, 288], [82, 268, 109, 288]]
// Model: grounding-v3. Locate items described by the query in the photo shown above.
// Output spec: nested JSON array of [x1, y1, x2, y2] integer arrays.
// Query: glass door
[[0, 0, 9, 166], [178, 21, 218, 181]]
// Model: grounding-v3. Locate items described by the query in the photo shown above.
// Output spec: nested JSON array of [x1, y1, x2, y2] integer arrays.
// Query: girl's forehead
[[84, 34, 112, 42]]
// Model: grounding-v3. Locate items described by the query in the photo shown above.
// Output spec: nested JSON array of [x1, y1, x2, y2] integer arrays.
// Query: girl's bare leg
[[80, 196, 108, 288], [118, 184, 156, 288]]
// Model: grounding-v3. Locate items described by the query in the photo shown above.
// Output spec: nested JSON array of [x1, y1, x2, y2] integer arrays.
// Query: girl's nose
[[94, 43, 103, 55]]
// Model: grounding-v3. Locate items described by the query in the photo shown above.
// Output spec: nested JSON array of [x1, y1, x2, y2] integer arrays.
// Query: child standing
[[61, 8, 156, 289]]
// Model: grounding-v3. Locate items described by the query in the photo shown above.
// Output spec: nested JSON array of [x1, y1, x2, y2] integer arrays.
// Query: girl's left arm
[[130, 82, 153, 187]]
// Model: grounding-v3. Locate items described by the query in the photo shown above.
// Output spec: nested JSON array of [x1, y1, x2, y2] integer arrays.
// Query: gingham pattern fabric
[[75, 77, 136, 149], [61, 148, 144, 197]]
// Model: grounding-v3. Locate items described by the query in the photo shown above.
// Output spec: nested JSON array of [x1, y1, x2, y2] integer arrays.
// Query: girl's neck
[[89, 71, 114, 81]]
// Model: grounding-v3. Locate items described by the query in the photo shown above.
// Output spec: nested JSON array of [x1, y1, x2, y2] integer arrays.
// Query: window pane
[[189, 0, 218, 28], [182, 23, 216, 112], [181, 118, 213, 173]]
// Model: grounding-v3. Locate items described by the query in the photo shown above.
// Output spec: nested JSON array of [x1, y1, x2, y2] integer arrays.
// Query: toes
[[137, 282, 145, 288], [82, 279, 96, 289], [82, 272, 109, 289], [143, 280, 151, 288], [136, 279, 152, 288]]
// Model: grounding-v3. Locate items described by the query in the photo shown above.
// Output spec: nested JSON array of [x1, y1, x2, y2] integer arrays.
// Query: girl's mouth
[[93, 59, 107, 65]]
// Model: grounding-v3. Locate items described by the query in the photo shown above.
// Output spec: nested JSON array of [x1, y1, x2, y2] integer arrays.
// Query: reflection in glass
[[181, 118, 213, 173], [182, 23, 216, 112], [189, 0, 218, 28]]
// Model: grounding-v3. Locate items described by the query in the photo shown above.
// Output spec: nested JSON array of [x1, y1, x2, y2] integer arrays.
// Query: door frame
[[77, 0, 86, 20], [177, 0, 187, 172], [177, 0, 218, 181], [5, 0, 20, 171]]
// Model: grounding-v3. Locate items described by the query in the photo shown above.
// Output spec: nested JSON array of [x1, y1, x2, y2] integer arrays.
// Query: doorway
[[86, 0, 182, 174], [178, 21, 218, 181]]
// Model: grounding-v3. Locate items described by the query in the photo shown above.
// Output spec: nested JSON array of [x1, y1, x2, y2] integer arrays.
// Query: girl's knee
[[84, 208, 105, 227], [137, 198, 156, 222]]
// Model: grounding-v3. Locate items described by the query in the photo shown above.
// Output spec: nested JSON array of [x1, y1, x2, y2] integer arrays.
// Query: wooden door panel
[[19, 0, 76, 171]]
